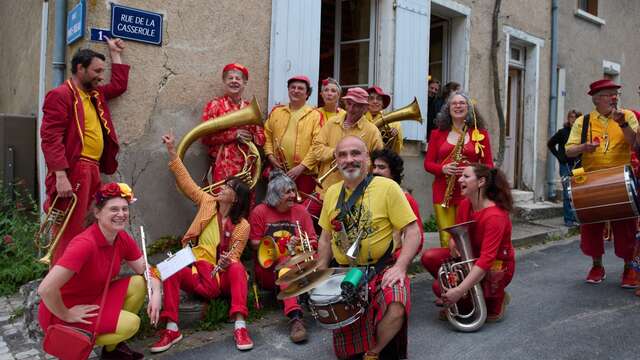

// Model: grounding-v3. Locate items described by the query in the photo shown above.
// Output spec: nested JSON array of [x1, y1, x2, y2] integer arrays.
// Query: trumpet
[[257, 222, 314, 268], [438, 221, 487, 332], [35, 193, 78, 265], [201, 140, 259, 195]]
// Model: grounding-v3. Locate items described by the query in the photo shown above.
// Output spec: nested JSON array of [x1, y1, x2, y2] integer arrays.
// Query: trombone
[[35, 193, 78, 265]]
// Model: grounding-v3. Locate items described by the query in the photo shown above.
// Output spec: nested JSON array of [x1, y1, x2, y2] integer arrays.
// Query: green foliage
[[0, 183, 47, 296], [198, 284, 270, 331], [423, 214, 438, 233], [146, 235, 182, 256]]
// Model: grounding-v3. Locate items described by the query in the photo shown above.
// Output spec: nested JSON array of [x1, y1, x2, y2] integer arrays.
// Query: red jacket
[[41, 63, 129, 198]]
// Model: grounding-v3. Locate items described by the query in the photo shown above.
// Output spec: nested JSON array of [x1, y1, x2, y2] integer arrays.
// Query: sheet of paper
[[156, 247, 196, 281]]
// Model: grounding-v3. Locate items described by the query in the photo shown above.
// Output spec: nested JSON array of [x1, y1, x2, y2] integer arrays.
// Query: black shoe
[[101, 342, 144, 360]]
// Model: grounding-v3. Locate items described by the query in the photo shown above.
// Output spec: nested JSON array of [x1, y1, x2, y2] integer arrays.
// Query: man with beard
[[426, 79, 442, 141], [565, 79, 639, 288], [40, 37, 129, 264], [248, 170, 317, 343], [317, 136, 421, 360]]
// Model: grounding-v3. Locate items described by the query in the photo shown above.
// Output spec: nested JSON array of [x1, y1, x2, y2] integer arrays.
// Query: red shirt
[[41, 64, 129, 201], [405, 191, 424, 251], [455, 198, 514, 271], [38, 223, 142, 334], [424, 128, 493, 205], [200, 95, 266, 183], [248, 203, 317, 247]]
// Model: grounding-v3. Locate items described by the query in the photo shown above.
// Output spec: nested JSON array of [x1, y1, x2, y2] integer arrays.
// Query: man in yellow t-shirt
[[565, 79, 639, 288], [317, 136, 420, 360]]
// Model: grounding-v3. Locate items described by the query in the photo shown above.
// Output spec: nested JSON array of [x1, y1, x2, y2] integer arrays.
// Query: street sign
[[90, 28, 113, 43], [66, 0, 85, 44], [111, 4, 163, 46]]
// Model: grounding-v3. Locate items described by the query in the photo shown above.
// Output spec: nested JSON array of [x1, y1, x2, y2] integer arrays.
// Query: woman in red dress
[[424, 92, 493, 247], [38, 183, 150, 359], [421, 164, 515, 323]]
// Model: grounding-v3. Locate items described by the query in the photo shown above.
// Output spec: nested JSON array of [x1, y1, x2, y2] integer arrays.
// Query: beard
[[339, 162, 363, 181]]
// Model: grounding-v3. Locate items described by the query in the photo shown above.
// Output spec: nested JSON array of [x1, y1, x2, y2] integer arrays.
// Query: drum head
[[309, 274, 345, 304]]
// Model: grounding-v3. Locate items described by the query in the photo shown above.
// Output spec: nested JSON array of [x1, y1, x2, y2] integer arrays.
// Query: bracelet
[[620, 121, 629, 128]]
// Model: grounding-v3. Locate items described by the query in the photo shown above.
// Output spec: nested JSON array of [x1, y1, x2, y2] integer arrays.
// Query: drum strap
[[574, 113, 591, 170]]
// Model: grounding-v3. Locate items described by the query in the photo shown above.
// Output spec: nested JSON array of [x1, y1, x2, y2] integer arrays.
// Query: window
[[578, 0, 597, 16], [319, 0, 375, 100], [429, 18, 448, 85]]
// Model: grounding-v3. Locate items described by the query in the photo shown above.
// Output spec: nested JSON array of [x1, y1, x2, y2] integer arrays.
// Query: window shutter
[[268, 0, 322, 110], [393, 0, 429, 141]]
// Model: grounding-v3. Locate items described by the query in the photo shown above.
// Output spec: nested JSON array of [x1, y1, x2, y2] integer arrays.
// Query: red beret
[[222, 63, 249, 80], [367, 86, 391, 109], [287, 75, 312, 89], [587, 79, 621, 96]]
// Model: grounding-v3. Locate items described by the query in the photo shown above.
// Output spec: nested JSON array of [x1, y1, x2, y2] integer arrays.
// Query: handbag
[[42, 242, 118, 360]]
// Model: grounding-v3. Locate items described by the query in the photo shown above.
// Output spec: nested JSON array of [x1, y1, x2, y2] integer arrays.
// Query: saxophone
[[441, 125, 467, 208]]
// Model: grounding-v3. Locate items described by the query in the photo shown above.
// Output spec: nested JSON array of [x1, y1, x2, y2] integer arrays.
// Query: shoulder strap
[[335, 174, 374, 219], [580, 113, 590, 144], [90, 241, 119, 342]]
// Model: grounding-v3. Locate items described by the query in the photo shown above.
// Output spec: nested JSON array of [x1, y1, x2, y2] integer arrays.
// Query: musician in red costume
[[424, 92, 493, 248], [40, 38, 129, 265], [421, 164, 515, 323], [200, 63, 266, 187]]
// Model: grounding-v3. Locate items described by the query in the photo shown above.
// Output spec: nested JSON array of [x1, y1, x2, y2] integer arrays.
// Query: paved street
[[162, 238, 640, 360]]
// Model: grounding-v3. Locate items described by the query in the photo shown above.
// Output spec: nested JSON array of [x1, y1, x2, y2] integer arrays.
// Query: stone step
[[512, 189, 534, 204], [513, 201, 564, 221]]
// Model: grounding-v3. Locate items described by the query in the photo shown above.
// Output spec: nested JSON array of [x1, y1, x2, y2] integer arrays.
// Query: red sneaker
[[621, 268, 639, 288], [586, 266, 606, 284], [233, 327, 254, 350], [150, 329, 183, 353]]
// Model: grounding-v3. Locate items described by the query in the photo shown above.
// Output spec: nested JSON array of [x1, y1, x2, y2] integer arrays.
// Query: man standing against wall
[[40, 37, 129, 264], [264, 75, 323, 195]]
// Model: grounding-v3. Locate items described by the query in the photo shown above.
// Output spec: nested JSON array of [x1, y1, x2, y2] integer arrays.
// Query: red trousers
[[48, 159, 101, 265], [160, 260, 249, 323], [580, 219, 636, 261], [421, 248, 514, 317], [253, 262, 301, 316]]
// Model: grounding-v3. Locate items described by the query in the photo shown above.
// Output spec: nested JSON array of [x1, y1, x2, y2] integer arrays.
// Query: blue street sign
[[111, 4, 163, 46], [66, 0, 85, 44], [90, 28, 113, 43]]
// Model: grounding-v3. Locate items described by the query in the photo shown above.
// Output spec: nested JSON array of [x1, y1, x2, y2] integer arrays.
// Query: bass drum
[[567, 165, 639, 224]]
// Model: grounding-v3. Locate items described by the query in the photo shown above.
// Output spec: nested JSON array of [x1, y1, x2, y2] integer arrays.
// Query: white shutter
[[268, 0, 322, 110], [393, 0, 429, 141]]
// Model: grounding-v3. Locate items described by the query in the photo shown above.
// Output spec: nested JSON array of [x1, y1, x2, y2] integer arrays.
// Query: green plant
[[146, 235, 182, 256], [0, 182, 47, 296], [198, 283, 270, 330], [423, 214, 438, 233]]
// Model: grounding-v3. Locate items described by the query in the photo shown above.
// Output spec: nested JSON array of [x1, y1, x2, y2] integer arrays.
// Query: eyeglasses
[[596, 92, 621, 98], [450, 101, 467, 107]]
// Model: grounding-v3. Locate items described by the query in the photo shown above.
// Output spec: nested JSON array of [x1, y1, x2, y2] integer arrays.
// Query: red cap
[[366, 86, 391, 109], [287, 75, 311, 89], [587, 79, 621, 96], [222, 63, 249, 80], [341, 87, 370, 105]]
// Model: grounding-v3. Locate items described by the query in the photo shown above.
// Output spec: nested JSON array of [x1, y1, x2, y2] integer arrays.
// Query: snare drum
[[308, 274, 367, 330], [568, 165, 639, 224]]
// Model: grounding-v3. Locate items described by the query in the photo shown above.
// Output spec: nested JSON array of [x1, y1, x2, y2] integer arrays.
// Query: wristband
[[620, 122, 629, 129]]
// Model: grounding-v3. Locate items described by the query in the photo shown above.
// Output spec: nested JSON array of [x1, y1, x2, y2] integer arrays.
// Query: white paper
[[156, 246, 196, 281]]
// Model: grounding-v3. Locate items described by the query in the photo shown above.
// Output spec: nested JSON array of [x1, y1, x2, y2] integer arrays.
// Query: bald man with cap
[[317, 136, 420, 360], [264, 75, 323, 195]]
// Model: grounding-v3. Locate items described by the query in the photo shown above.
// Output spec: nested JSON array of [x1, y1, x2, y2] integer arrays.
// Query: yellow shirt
[[566, 109, 638, 171], [319, 176, 416, 265], [281, 106, 306, 168], [318, 107, 346, 124], [312, 113, 383, 192], [78, 88, 104, 160], [365, 112, 403, 154], [264, 104, 323, 172]]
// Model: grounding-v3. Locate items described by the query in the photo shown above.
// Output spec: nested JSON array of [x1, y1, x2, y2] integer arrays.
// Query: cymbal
[[275, 259, 321, 285], [277, 268, 333, 300], [275, 251, 315, 270]]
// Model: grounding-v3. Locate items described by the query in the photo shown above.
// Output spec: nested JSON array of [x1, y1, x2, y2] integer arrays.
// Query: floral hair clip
[[95, 182, 136, 205], [469, 98, 485, 157], [322, 78, 330, 86]]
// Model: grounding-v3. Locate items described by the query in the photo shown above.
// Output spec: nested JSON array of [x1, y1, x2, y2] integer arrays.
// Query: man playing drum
[[316, 136, 421, 360], [565, 79, 639, 288]]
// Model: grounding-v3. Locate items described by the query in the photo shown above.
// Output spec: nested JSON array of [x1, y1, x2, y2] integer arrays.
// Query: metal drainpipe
[[546, 0, 559, 200], [52, 0, 67, 87], [36, 0, 50, 216]]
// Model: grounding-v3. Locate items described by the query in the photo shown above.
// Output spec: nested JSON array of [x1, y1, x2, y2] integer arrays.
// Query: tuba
[[35, 193, 78, 265], [438, 220, 487, 332], [177, 96, 263, 195], [373, 97, 423, 148]]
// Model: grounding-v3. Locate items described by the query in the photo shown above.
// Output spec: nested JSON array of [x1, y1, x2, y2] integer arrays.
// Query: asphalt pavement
[[159, 237, 640, 360]]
